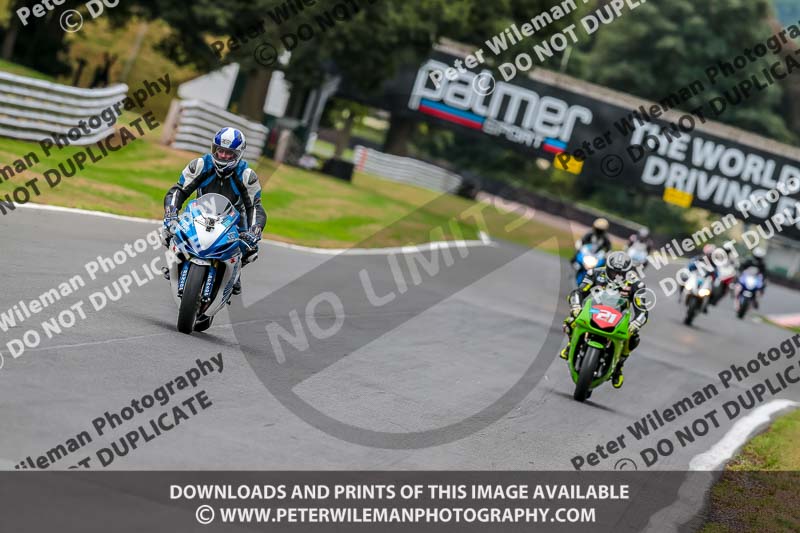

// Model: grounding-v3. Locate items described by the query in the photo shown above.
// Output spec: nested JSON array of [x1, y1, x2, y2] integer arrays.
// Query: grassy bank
[[701, 409, 800, 532], [0, 122, 575, 252], [0, 59, 54, 81]]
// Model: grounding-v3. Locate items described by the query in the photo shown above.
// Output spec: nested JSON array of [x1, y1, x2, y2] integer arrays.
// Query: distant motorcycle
[[710, 259, 736, 306], [683, 271, 713, 326], [735, 267, 764, 319], [164, 193, 251, 334], [626, 241, 649, 271], [574, 242, 606, 285]]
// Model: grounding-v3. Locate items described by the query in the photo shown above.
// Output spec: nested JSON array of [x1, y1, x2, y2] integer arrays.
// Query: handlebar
[[239, 238, 257, 251]]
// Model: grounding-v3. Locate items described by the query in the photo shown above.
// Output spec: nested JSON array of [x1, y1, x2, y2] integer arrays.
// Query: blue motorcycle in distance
[[163, 193, 252, 334], [574, 243, 606, 285], [735, 267, 764, 319]]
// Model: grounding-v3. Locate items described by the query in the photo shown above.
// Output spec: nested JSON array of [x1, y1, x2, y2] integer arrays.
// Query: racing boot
[[560, 316, 576, 360], [233, 277, 242, 295], [611, 356, 627, 389]]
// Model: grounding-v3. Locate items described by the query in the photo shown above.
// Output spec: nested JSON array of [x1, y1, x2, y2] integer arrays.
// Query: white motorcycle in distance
[[682, 271, 713, 326], [626, 241, 649, 271]]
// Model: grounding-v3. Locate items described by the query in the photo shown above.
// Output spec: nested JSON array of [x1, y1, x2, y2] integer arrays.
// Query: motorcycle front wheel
[[684, 297, 699, 325], [177, 263, 207, 334], [737, 299, 749, 319], [574, 346, 601, 402]]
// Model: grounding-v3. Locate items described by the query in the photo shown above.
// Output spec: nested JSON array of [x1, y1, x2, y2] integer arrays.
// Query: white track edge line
[[16, 203, 495, 255], [689, 398, 799, 470], [644, 399, 799, 533]]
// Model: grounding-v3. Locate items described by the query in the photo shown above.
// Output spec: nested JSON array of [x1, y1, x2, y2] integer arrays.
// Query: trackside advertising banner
[[402, 50, 800, 238]]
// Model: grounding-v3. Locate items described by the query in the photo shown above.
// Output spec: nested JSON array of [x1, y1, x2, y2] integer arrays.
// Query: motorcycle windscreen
[[740, 267, 763, 291], [588, 292, 627, 330], [195, 193, 238, 224], [182, 193, 241, 258]]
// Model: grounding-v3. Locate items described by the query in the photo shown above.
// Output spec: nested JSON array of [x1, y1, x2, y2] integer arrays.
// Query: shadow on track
[[120, 310, 243, 349], [550, 390, 626, 415]]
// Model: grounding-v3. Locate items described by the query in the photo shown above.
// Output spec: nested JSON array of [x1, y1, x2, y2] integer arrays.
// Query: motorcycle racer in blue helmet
[[162, 127, 267, 295]]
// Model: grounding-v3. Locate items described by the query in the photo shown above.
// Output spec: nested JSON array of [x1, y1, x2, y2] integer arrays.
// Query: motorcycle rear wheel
[[574, 346, 601, 402], [177, 263, 207, 334]]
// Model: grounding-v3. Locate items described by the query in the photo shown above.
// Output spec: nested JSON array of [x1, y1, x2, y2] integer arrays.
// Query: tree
[[321, 99, 369, 158], [280, 0, 585, 155], [1, 0, 29, 60], [580, 0, 794, 142], [1, 0, 282, 115], [110, 0, 279, 120], [1, 0, 82, 75]]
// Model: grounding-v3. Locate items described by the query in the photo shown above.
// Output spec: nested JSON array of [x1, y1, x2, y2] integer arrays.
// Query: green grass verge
[[311, 139, 354, 162], [0, 123, 574, 252], [0, 59, 54, 81], [701, 409, 800, 532], [725, 409, 800, 471]]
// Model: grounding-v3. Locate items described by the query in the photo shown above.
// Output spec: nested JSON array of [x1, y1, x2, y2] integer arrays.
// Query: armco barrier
[[0, 71, 128, 145], [161, 99, 268, 160], [474, 173, 645, 240], [353, 145, 464, 193], [351, 145, 640, 239]]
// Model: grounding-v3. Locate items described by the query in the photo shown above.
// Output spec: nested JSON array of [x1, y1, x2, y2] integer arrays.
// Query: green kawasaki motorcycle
[[565, 291, 631, 402]]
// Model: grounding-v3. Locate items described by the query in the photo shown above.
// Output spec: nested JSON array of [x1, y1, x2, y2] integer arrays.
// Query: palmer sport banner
[[399, 50, 800, 237]]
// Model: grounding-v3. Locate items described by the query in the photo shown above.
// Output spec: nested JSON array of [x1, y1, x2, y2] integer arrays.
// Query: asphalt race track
[[2, 206, 800, 472]]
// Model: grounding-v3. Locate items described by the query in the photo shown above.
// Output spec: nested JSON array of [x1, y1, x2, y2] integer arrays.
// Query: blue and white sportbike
[[735, 267, 764, 320], [574, 242, 606, 285], [164, 193, 252, 334]]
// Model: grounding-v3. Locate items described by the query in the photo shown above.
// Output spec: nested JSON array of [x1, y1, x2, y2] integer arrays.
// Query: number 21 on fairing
[[590, 305, 622, 328]]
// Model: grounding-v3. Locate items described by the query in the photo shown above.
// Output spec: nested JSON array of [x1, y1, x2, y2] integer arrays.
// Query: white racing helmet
[[211, 127, 247, 175]]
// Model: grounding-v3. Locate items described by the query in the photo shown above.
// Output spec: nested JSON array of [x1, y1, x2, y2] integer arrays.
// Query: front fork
[[567, 331, 626, 376], [176, 260, 217, 303], [177, 261, 191, 297], [202, 264, 217, 302]]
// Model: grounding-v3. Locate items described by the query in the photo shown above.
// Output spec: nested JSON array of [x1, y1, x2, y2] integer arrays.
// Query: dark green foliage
[[573, 0, 793, 142]]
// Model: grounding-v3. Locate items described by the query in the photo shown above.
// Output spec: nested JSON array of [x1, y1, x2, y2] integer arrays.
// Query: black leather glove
[[242, 225, 263, 247], [163, 206, 178, 232]]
